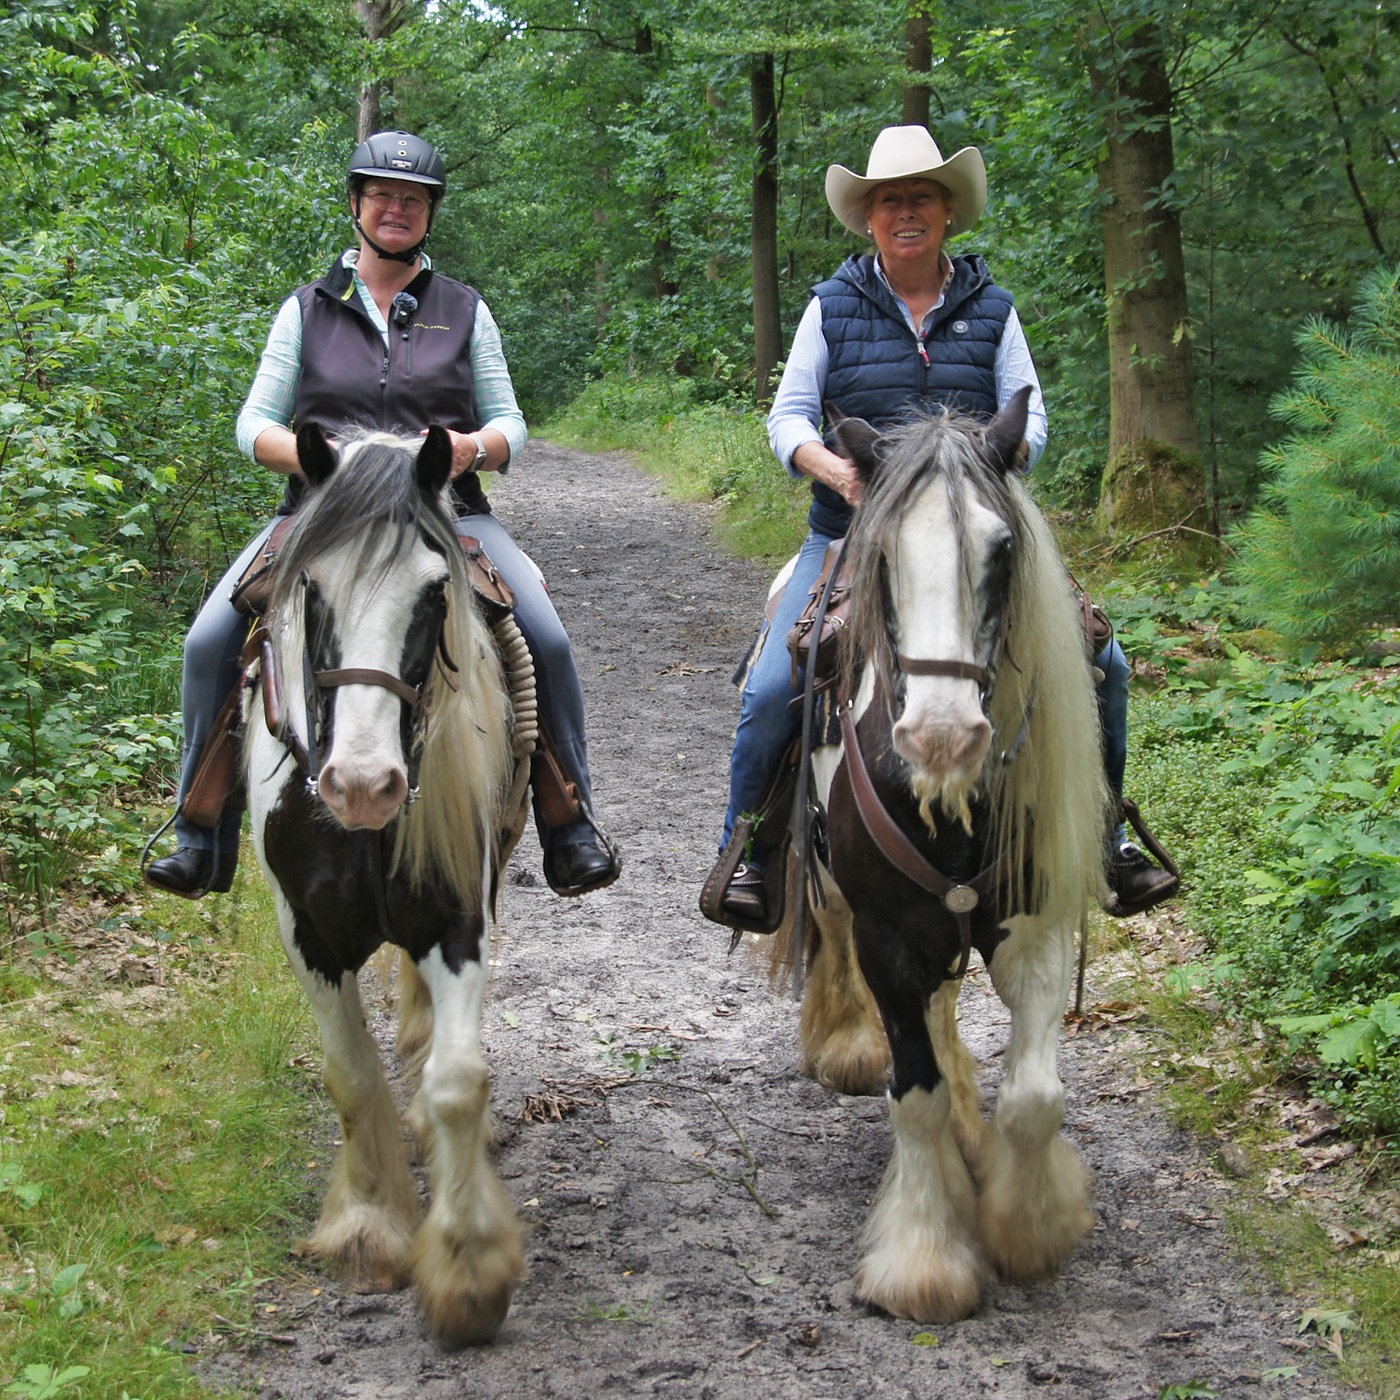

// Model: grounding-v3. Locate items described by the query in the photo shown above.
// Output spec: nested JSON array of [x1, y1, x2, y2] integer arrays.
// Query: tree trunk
[[902, 4, 933, 129], [750, 53, 782, 404], [1089, 19, 1200, 464], [356, 0, 406, 140]]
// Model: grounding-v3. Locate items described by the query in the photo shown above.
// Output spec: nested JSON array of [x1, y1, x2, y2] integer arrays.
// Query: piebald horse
[[245, 423, 529, 1346], [776, 388, 1109, 1322]]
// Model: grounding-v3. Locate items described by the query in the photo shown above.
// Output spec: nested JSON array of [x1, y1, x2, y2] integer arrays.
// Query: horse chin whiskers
[[911, 772, 976, 838]]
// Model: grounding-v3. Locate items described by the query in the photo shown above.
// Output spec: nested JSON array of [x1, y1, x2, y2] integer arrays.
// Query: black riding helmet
[[347, 130, 445, 264]]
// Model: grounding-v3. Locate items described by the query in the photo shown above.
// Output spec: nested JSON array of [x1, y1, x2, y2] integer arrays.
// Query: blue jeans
[[1095, 636, 1129, 839], [721, 529, 840, 853], [720, 530, 1131, 858]]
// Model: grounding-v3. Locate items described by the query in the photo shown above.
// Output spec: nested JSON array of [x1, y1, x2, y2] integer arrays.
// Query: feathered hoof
[[305, 1218, 414, 1295], [979, 1135, 1093, 1281], [809, 1028, 891, 1098], [853, 1238, 984, 1324], [410, 1222, 524, 1348]]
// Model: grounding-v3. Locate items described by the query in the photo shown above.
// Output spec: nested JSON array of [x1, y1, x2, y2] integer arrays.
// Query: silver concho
[[943, 885, 980, 915]]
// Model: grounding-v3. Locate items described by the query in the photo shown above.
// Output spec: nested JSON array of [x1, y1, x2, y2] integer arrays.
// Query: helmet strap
[[351, 190, 435, 265]]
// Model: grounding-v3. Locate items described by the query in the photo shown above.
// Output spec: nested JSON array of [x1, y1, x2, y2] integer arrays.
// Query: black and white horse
[[245, 424, 528, 1345], [776, 389, 1109, 1322]]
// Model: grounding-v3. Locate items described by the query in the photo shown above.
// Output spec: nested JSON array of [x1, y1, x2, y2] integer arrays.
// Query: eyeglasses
[[361, 187, 431, 216]]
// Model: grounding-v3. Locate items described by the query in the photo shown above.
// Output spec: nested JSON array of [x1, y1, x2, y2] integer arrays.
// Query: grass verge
[[0, 836, 321, 1399]]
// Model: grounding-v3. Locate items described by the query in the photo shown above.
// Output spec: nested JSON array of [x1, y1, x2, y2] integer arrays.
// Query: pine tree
[[1234, 266, 1400, 653]]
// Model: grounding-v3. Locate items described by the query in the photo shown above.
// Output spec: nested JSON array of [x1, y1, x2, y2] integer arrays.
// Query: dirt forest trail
[[206, 441, 1361, 1400]]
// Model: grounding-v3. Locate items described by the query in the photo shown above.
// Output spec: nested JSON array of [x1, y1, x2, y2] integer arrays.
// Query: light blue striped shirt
[[767, 257, 1048, 473], [236, 250, 528, 463]]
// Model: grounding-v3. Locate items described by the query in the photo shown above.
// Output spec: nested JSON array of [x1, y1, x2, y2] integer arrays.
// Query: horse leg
[[926, 979, 990, 1177], [396, 949, 435, 1068], [799, 878, 891, 1096], [980, 913, 1093, 1280], [408, 945, 523, 1347], [287, 942, 419, 1292], [392, 950, 436, 1160], [852, 969, 985, 1324]]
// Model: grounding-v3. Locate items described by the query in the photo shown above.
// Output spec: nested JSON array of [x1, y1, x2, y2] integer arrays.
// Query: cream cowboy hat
[[825, 125, 987, 238]]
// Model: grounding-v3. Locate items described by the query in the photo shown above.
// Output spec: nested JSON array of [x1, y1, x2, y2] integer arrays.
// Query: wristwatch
[[468, 435, 488, 470]]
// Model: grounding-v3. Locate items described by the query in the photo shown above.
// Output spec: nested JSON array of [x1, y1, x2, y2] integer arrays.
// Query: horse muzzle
[[891, 709, 992, 785], [317, 753, 411, 830]]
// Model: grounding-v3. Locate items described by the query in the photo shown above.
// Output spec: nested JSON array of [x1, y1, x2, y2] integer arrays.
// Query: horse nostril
[[893, 716, 991, 775]]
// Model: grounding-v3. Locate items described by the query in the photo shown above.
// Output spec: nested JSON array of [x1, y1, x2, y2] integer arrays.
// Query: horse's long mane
[[838, 412, 1108, 921], [259, 430, 514, 909]]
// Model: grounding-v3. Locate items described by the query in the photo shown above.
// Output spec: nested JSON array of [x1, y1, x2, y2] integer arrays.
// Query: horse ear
[[416, 423, 454, 496], [985, 385, 1032, 475], [825, 402, 884, 480], [297, 423, 338, 486]]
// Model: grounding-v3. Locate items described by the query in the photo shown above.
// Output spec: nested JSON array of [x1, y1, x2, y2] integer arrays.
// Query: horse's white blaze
[[888, 482, 996, 789], [313, 547, 445, 830]]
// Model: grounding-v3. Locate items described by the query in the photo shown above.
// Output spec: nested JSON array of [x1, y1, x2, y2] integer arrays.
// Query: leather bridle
[[258, 570, 446, 806]]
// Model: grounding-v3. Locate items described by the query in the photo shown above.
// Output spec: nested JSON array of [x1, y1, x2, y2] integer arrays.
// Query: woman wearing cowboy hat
[[710, 124, 1174, 925]]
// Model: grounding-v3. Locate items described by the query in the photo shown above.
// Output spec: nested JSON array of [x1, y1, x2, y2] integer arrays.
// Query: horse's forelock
[[269, 432, 458, 608]]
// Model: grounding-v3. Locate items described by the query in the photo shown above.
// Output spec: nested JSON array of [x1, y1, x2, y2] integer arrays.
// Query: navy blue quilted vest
[[807, 253, 1013, 535]]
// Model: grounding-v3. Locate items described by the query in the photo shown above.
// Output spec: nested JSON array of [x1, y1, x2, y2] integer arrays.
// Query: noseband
[[895, 654, 992, 691]]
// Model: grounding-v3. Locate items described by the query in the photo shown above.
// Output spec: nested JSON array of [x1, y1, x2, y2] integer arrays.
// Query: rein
[[837, 699, 1015, 980]]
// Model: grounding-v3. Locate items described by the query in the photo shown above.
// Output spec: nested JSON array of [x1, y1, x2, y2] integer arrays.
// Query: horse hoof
[[854, 1247, 984, 1325], [411, 1222, 524, 1349]]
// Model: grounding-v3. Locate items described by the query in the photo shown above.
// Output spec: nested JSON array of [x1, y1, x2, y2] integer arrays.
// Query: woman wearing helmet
[[146, 130, 620, 900]]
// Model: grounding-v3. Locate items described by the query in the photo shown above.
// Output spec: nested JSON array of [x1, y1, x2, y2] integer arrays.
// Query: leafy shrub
[[1232, 265, 1400, 654], [1088, 566, 1400, 1135], [1134, 641, 1400, 1134], [0, 8, 337, 923]]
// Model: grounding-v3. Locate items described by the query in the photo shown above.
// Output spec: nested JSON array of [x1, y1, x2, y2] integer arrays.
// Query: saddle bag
[[230, 516, 297, 616], [785, 537, 849, 689]]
